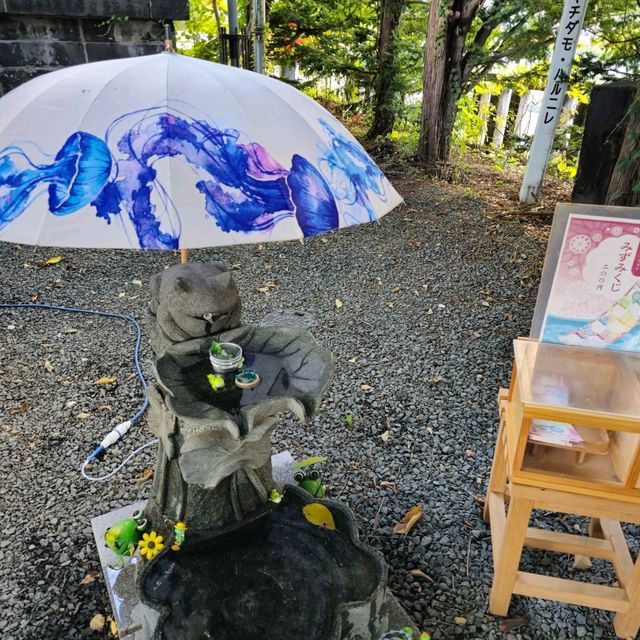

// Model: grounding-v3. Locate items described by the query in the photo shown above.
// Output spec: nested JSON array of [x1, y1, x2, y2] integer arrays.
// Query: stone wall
[[0, 0, 189, 95]]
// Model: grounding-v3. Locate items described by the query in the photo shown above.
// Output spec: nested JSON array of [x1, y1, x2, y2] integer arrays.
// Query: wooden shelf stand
[[485, 339, 640, 639]]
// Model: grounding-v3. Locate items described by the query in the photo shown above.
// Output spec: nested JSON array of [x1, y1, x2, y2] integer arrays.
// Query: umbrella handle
[[180, 248, 188, 263]]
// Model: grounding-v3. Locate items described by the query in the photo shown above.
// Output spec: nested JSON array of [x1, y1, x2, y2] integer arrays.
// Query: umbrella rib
[[73, 55, 157, 141], [31, 56, 156, 247], [0, 64, 81, 134], [164, 53, 179, 247]]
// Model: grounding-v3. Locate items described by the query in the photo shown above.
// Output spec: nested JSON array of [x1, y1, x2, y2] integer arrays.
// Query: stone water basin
[[154, 324, 334, 432], [140, 487, 387, 640]]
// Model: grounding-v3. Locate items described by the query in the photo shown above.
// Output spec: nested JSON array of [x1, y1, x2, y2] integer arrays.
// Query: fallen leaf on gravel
[[94, 376, 117, 385], [347, 357, 357, 364], [498, 615, 528, 632], [77, 412, 91, 420], [572, 554, 592, 570], [320, 237, 328, 243], [60, 380, 72, 386], [387, 302, 394, 308], [335, 299, 343, 309], [63, 327, 78, 334], [79, 571, 99, 586], [360, 384, 372, 392], [44, 256, 65, 265], [31, 294, 38, 302], [109, 618, 118, 637], [393, 505, 422, 535], [454, 616, 467, 625], [43, 359, 54, 372], [10, 402, 29, 415], [118, 292, 125, 298], [380, 430, 390, 442], [291, 456, 327, 468], [125, 373, 137, 381], [66, 400, 77, 408], [89, 613, 105, 631], [135, 467, 154, 484], [99, 405, 113, 412], [256, 282, 277, 294], [379, 481, 396, 491], [426, 308, 433, 315], [409, 569, 434, 582], [131, 279, 143, 286], [481, 300, 490, 307]]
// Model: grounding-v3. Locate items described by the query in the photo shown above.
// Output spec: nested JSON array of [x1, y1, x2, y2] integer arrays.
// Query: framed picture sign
[[531, 203, 640, 352]]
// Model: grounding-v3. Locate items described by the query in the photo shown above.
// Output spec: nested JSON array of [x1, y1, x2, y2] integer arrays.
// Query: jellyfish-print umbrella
[[0, 52, 402, 251]]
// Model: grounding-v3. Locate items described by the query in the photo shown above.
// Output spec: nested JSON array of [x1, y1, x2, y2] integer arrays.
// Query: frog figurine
[[294, 469, 326, 498], [104, 509, 148, 558]]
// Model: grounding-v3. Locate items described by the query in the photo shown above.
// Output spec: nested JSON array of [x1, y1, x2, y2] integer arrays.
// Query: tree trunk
[[368, 0, 407, 138], [416, 0, 484, 170], [606, 90, 640, 207]]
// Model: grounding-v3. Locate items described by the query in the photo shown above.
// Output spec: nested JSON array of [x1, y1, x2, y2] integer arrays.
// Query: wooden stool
[[485, 394, 640, 639]]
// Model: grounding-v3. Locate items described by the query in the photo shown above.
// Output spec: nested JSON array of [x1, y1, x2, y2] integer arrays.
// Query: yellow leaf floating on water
[[303, 503, 336, 531], [44, 255, 65, 265], [94, 376, 117, 385]]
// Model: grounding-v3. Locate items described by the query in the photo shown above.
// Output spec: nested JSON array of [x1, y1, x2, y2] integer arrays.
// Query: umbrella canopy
[[0, 52, 402, 250]]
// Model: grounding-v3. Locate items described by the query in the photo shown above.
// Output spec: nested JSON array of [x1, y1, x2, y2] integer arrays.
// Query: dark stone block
[[85, 41, 163, 62], [572, 82, 637, 205], [80, 18, 164, 44], [0, 65, 54, 95], [0, 15, 80, 40], [2, 0, 188, 19], [3, 0, 151, 18], [0, 40, 85, 66], [150, 0, 189, 19]]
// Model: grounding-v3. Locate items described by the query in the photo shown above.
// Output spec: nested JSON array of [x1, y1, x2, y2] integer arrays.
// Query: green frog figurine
[[104, 509, 148, 558], [294, 469, 326, 498]]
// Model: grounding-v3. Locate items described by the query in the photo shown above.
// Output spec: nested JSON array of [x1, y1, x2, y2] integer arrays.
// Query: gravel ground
[[0, 174, 635, 640]]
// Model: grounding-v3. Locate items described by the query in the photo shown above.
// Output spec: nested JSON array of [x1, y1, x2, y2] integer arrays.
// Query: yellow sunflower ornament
[[138, 531, 164, 560]]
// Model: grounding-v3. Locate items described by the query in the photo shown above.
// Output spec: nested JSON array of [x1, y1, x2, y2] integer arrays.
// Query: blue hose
[[0, 303, 151, 478], [0, 302, 148, 420]]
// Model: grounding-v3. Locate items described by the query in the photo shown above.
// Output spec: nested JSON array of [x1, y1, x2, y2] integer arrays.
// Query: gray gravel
[[0, 176, 634, 640]]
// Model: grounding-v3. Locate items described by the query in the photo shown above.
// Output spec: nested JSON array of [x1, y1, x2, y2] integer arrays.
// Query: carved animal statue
[[147, 262, 242, 356]]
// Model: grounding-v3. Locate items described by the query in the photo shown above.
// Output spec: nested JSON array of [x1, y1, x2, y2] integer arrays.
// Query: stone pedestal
[[92, 263, 417, 639]]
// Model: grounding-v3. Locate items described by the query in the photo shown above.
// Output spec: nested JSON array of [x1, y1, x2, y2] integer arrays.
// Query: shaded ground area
[[0, 166, 631, 640]]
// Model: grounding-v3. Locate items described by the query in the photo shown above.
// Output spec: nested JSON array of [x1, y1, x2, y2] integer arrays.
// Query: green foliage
[[451, 91, 486, 154], [268, 0, 378, 91], [176, 0, 226, 62]]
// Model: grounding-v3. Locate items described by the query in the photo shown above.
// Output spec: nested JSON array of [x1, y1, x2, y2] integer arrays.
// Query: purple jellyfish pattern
[[0, 109, 391, 249]]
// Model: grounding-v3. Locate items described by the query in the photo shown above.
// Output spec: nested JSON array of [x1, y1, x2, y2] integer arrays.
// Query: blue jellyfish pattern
[[0, 132, 111, 224], [0, 109, 389, 248]]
